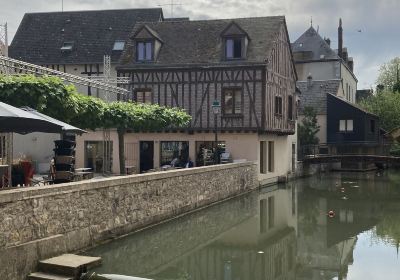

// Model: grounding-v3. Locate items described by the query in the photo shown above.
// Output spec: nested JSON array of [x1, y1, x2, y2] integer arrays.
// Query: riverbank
[[0, 162, 257, 280]]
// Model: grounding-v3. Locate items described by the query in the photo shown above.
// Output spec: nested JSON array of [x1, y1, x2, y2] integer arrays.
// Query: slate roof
[[297, 79, 341, 114], [118, 16, 286, 68], [291, 26, 339, 61], [328, 93, 378, 117], [9, 8, 163, 64]]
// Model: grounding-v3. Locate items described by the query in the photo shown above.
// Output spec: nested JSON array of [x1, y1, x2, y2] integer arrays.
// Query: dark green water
[[86, 171, 400, 280]]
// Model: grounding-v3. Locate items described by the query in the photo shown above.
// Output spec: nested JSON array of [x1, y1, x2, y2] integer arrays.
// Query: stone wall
[[0, 162, 257, 280]]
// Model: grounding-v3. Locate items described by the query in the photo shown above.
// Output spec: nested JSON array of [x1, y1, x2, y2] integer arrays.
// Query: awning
[[0, 102, 63, 134], [21, 107, 87, 135]]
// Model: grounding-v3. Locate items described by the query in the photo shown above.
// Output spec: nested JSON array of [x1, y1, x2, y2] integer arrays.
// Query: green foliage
[[360, 90, 400, 131], [0, 75, 191, 131], [377, 57, 400, 93], [298, 106, 320, 146], [103, 102, 191, 131]]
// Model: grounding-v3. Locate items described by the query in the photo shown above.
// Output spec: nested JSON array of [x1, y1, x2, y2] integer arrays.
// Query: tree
[[298, 106, 320, 147], [103, 102, 190, 174], [0, 75, 191, 174], [377, 57, 400, 93], [360, 90, 400, 131]]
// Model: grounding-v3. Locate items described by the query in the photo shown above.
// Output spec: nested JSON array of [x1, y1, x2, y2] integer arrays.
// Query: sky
[[0, 0, 399, 89]]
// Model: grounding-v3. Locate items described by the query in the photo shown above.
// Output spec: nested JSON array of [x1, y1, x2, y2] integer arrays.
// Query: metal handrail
[[0, 55, 128, 97]]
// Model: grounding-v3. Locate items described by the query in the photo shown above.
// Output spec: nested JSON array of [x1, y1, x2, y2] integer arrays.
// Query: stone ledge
[[0, 162, 256, 204]]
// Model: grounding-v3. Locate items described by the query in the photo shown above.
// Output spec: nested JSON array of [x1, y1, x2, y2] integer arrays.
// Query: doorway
[[140, 141, 154, 173], [85, 141, 113, 173]]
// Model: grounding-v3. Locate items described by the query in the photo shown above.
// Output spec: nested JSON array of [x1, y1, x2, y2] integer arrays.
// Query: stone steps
[[28, 272, 73, 280], [28, 254, 102, 280]]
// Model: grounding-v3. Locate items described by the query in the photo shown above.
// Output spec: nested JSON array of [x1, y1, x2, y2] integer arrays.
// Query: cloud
[[1, 0, 399, 87]]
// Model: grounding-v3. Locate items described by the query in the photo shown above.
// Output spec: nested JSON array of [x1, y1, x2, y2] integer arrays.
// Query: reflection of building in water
[[148, 187, 298, 280], [296, 173, 385, 280]]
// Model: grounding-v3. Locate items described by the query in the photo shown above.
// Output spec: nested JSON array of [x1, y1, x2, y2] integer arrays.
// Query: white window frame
[[225, 38, 243, 59], [339, 119, 353, 132], [113, 40, 125, 51], [137, 41, 153, 61]]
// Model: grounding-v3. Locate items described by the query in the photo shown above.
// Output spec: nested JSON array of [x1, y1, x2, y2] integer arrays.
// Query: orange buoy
[[328, 210, 335, 218]]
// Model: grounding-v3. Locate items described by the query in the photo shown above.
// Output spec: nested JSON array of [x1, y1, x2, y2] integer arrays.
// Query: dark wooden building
[[327, 93, 379, 145]]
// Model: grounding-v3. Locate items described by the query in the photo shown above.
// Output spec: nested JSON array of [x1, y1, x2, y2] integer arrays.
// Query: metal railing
[[298, 142, 392, 161], [0, 55, 128, 98]]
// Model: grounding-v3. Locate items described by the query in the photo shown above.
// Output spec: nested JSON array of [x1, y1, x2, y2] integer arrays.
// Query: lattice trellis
[[0, 23, 7, 57]]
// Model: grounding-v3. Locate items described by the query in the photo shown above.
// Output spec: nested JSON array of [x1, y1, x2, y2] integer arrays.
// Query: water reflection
[[87, 171, 400, 280]]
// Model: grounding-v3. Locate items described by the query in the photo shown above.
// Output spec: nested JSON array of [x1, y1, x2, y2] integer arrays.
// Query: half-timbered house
[[77, 16, 298, 184]]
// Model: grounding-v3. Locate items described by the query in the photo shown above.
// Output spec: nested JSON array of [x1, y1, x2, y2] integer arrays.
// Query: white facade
[[75, 130, 298, 185]]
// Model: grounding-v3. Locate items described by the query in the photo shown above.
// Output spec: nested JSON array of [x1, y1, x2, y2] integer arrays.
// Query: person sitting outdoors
[[184, 157, 194, 168]]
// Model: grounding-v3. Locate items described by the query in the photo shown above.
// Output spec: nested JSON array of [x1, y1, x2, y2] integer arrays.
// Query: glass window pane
[[145, 42, 152, 60], [137, 42, 144, 60], [224, 90, 234, 114], [160, 141, 189, 167], [233, 39, 242, 58], [113, 41, 125, 51], [144, 91, 152, 103], [234, 90, 242, 114], [347, 120, 353, 131], [226, 39, 233, 58], [339, 120, 346, 131]]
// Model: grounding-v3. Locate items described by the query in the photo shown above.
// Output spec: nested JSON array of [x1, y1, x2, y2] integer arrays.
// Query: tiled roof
[[9, 8, 163, 64], [297, 79, 341, 114], [118, 16, 286, 68], [292, 26, 339, 61]]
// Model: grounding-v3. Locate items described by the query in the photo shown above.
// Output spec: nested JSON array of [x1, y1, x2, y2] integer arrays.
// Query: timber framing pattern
[[118, 20, 297, 135]]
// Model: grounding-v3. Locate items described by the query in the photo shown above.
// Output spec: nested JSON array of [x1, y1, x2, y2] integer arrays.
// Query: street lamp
[[212, 100, 221, 164]]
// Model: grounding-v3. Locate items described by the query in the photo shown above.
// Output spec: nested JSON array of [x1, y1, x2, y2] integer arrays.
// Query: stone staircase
[[28, 254, 101, 280]]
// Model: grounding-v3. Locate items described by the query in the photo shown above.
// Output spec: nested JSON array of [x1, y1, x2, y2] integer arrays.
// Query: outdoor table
[[75, 168, 92, 172]]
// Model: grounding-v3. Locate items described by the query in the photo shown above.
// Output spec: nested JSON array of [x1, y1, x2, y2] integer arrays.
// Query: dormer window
[[226, 38, 243, 59], [61, 42, 74, 51], [137, 41, 153, 61], [221, 21, 249, 60]]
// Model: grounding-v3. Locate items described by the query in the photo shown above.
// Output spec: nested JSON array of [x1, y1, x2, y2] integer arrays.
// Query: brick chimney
[[338, 18, 343, 59], [324, 37, 331, 46], [348, 57, 354, 72]]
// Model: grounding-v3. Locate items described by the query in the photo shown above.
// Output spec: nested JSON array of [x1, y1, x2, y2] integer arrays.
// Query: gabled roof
[[119, 16, 286, 68], [9, 8, 163, 64], [292, 26, 339, 61], [327, 93, 378, 117], [297, 79, 341, 114], [132, 25, 164, 43]]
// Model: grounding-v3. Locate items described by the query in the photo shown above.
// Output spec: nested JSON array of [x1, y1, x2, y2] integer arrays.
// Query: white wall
[[13, 132, 60, 173], [340, 63, 357, 103], [296, 61, 340, 81], [76, 130, 297, 184]]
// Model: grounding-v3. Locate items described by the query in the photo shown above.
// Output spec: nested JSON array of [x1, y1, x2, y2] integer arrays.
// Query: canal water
[[86, 171, 400, 280]]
